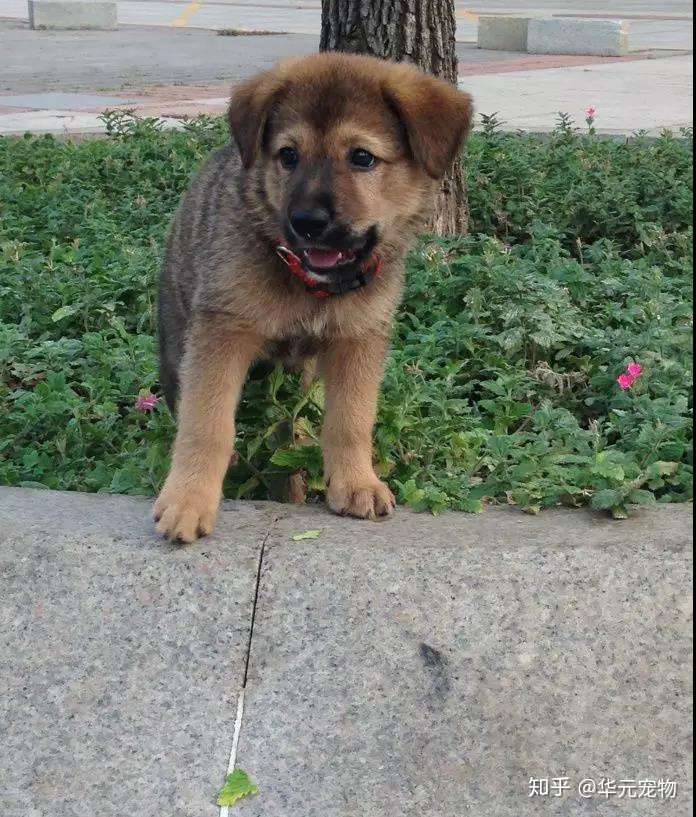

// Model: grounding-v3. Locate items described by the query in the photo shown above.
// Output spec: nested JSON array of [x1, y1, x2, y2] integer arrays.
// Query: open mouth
[[276, 233, 382, 296], [301, 247, 358, 271]]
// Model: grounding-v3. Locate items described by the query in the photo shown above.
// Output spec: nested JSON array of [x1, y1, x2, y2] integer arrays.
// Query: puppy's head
[[228, 53, 473, 279]]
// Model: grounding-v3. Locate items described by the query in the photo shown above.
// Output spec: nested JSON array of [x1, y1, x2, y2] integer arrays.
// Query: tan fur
[[155, 52, 473, 541], [154, 320, 264, 540]]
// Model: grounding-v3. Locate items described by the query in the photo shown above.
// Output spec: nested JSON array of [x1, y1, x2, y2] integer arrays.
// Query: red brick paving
[[458, 52, 648, 76]]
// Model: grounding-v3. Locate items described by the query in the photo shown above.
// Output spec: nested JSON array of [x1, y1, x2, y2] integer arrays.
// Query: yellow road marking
[[171, 1, 202, 27]]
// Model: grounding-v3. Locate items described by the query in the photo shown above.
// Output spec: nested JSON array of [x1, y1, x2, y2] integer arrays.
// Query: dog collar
[[275, 242, 382, 298]]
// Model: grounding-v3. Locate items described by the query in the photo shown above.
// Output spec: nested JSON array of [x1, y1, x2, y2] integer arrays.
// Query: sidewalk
[[0, 20, 692, 137], [1, 487, 692, 816]]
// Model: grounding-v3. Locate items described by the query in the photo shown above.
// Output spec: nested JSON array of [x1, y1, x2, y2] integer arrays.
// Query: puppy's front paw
[[327, 473, 396, 521], [153, 479, 220, 543]]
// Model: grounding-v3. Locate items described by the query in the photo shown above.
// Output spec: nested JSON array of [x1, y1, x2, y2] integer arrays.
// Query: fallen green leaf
[[291, 529, 323, 541], [216, 769, 259, 807]]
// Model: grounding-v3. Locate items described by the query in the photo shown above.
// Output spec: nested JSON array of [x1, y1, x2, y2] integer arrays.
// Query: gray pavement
[[0, 22, 317, 93], [0, 487, 692, 816], [0, 21, 688, 97]]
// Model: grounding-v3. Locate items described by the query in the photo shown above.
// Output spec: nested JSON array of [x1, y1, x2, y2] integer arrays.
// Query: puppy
[[155, 52, 473, 541]]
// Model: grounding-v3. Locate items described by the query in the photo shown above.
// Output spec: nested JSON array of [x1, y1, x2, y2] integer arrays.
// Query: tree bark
[[320, 0, 469, 236]]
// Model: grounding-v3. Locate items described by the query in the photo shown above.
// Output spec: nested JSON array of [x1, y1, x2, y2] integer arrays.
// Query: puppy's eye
[[348, 148, 377, 170], [278, 147, 299, 170]]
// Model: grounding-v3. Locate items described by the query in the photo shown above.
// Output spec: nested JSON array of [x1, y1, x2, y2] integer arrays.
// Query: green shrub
[[0, 113, 692, 516]]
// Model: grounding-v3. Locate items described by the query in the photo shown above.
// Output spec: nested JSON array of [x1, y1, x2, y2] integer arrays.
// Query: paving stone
[[478, 16, 531, 52], [0, 488, 271, 817], [527, 18, 630, 57], [28, 0, 117, 30], [236, 503, 693, 817]]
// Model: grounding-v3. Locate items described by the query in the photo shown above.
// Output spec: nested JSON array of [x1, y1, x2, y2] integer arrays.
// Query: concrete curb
[[528, 18, 629, 57], [0, 487, 692, 816], [28, 0, 117, 30], [478, 16, 530, 52], [478, 15, 630, 57]]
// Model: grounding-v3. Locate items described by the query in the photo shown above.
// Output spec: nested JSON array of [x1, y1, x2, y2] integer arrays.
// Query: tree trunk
[[320, 0, 469, 236]]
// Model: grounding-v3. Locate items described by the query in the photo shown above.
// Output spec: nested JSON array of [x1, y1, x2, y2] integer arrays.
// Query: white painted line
[[219, 688, 246, 817]]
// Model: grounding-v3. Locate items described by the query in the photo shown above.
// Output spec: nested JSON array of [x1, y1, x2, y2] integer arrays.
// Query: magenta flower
[[135, 393, 160, 413], [586, 106, 597, 118], [617, 361, 644, 391]]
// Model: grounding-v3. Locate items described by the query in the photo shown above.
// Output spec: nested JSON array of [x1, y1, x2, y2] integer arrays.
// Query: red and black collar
[[275, 242, 382, 299]]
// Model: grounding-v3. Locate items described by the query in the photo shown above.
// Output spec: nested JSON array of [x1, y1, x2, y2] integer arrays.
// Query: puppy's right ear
[[228, 70, 285, 169]]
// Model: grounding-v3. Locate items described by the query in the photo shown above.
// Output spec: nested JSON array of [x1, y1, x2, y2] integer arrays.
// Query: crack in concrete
[[218, 515, 278, 815]]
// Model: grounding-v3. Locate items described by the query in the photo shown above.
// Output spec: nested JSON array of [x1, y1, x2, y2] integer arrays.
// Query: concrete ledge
[[478, 16, 530, 52], [28, 0, 117, 30], [527, 18, 629, 57], [1, 488, 692, 816]]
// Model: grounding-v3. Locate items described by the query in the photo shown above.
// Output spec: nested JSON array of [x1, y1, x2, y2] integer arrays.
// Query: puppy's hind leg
[[159, 354, 180, 416], [300, 355, 318, 393]]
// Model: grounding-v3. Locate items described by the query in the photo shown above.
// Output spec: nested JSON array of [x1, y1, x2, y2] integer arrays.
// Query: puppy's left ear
[[385, 68, 474, 179], [228, 69, 286, 169]]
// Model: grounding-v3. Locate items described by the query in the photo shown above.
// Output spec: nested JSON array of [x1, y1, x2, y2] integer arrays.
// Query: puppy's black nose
[[288, 208, 330, 241]]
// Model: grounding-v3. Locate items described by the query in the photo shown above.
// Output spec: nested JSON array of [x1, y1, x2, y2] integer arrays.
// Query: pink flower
[[586, 106, 597, 118], [617, 361, 645, 390], [135, 393, 160, 413]]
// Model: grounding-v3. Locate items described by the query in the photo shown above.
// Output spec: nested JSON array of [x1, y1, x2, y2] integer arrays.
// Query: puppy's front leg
[[154, 316, 263, 542], [320, 335, 396, 520]]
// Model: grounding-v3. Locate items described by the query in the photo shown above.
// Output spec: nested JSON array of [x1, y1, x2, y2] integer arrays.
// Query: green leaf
[[627, 489, 657, 507], [291, 529, 323, 541], [51, 304, 78, 323], [591, 488, 623, 510], [592, 453, 625, 482], [216, 769, 259, 807], [397, 478, 426, 511], [656, 443, 685, 461], [306, 475, 327, 492], [270, 445, 323, 472], [234, 476, 260, 500], [457, 497, 484, 514], [646, 461, 679, 479]]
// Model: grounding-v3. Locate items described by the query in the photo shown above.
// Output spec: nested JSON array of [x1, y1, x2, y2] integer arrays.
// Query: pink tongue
[[306, 248, 342, 268]]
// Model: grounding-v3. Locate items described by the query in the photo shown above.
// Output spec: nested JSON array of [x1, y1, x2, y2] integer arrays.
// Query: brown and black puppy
[[155, 52, 473, 541]]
